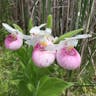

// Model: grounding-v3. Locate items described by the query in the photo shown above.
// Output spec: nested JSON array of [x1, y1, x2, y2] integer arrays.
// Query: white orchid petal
[[25, 40, 35, 46], [45, 28, 52, 34], [25, 39, 37, 46], [2, 23, 17, 34], [37, 30, 46, 35], [60, 39, 78, 47], [22, 35, 32, 40], [25, 36, 43, 46], [65, 34, 92, 40], [38, 23, 46, 28], [2, 23, 25, 39], [29, 24, 46, 34], [67, 40, 78, 47], [75, 34, 92, 38], [45, 44, 59, 51], [29, 27, 40, 34]]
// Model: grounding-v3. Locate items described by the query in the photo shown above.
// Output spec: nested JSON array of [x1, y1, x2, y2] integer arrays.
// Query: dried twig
[[31, 0, 39, 19]]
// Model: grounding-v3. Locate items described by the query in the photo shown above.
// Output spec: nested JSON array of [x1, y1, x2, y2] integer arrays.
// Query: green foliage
[[28, 18, 33, 31], [0, 49, 18, 96], [0, 28, 7, 45], [37, 76, 73, 96], [13, 24, 23, 32]]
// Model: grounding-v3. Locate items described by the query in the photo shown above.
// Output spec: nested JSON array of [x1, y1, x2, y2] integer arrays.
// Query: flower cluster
[[2, 23, 91, 70]]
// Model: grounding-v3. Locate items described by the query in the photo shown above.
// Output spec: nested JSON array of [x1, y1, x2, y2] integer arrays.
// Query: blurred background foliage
[[0, 0, 96, 96]]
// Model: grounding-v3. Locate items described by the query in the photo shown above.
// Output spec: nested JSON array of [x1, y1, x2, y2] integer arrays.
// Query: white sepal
[[29, 27, 41, 34], [25, 36, 43, 46], [29, 23, 46, 34], [45, 39, 78, 51], [45, 44, 60, 51], [2, 23, 33, 40], [60, 39, 78, 47], [45, 28, 52, 34], [38, 23, 46, 28], [22, 34, 32, 40], [65, 34, 92, 40], [2, 23, 17, 34]]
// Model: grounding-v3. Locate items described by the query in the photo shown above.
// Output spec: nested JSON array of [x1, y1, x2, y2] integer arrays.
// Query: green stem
[[65, 70, 72, 96], [34, 81, 40, 96]]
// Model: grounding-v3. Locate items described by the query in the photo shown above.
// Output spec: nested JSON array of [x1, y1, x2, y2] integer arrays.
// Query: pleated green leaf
[[37, 76, 73, 96]]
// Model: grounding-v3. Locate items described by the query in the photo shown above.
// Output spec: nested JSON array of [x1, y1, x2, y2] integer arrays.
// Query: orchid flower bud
[[56, 47, 81, 70], [5, 34, 23, 50], [32, 42, 55, 67]]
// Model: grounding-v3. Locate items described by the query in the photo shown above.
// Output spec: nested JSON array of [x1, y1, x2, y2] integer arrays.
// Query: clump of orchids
[[2, 16, 91, 70]]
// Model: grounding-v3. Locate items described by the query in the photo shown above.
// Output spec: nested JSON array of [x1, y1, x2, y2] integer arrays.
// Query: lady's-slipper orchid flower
[[4, 34, 23, 50], [45, 34, 91, 70], [26, 26, 56, 67], [2, 23, 31, 50], [26, 29, 56, 67], [56, 47, 81, 70], [32, 40, 55, 67]]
